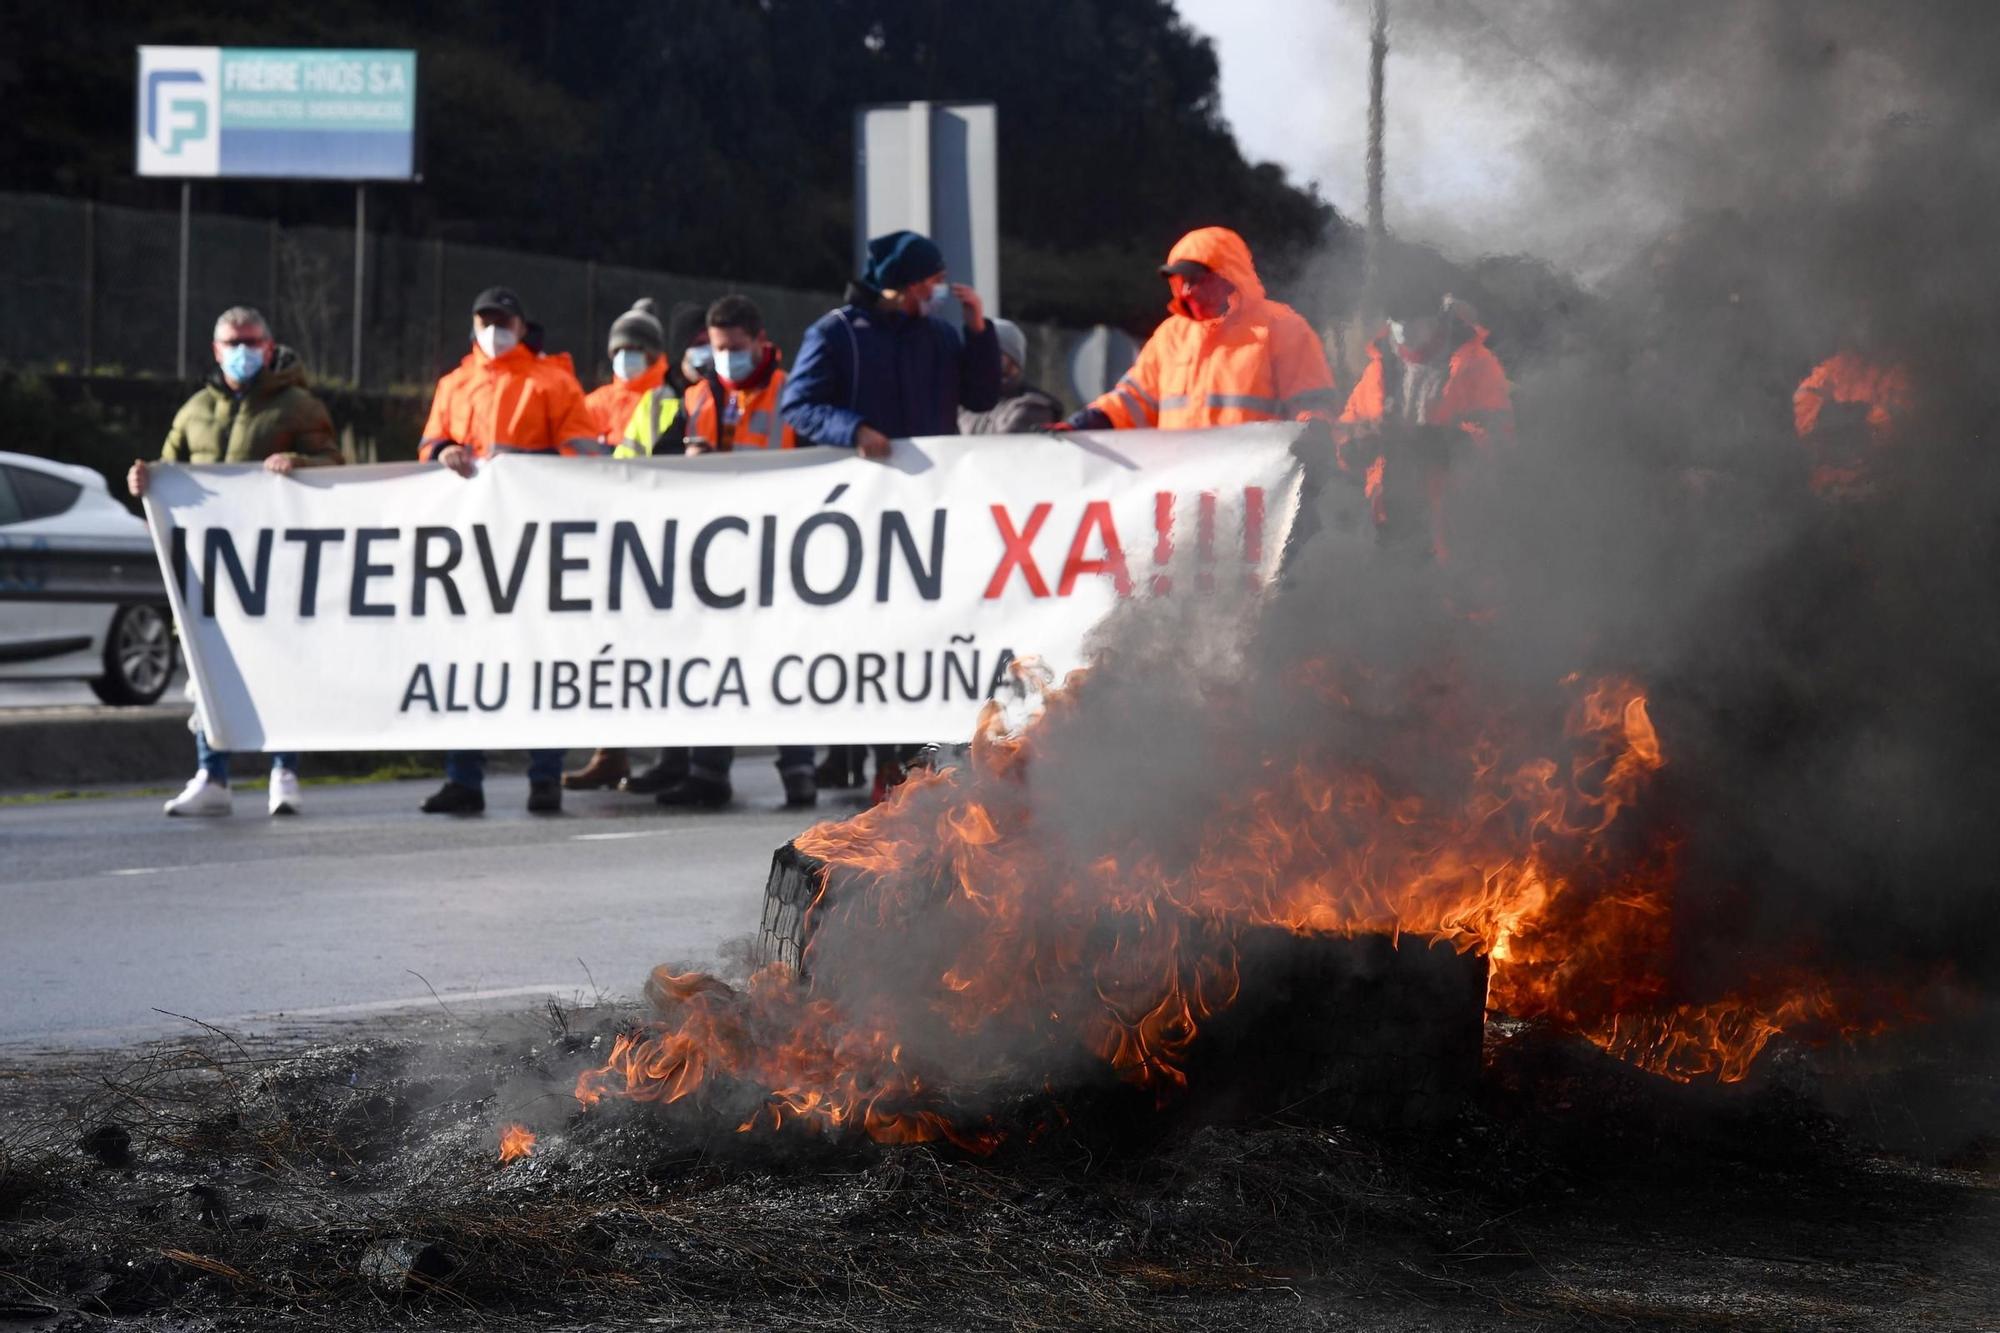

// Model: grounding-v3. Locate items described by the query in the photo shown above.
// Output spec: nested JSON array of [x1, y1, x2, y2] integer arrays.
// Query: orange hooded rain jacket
[[419, 342, 603, 461], [1090, 227, 1339, 430], [584, 355, 668, 447]]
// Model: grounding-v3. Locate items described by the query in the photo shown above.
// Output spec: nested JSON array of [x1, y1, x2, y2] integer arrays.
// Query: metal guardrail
[[0, 534, 165, 603]]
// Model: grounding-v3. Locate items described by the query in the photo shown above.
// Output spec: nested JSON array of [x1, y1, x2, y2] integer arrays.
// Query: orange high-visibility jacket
[[1090, 227, 1339, 430], [1337, 324, 1514, 553], [584, 355, 668, 446], [683, 366, 797, 450], [1338, 324, 1514, 447], [419, 342, 603, 460]]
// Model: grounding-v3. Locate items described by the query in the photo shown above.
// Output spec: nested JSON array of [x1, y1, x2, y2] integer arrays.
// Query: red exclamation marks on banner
[[1151, 491, 1175, 595], [1150, 487, 1266, 596], [1242, 485, 1266, 590]]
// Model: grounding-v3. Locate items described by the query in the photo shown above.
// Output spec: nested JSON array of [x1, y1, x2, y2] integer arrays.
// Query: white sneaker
[[268, 767, 302, 816], [164, 771, 232, 817]]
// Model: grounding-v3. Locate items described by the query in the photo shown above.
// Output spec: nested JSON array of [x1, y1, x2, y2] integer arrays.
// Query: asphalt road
[[0, 762, 855, 1051]]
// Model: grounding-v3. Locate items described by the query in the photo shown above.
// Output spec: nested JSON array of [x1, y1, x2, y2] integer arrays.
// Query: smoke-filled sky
[[1177, 0, 1939, 275]]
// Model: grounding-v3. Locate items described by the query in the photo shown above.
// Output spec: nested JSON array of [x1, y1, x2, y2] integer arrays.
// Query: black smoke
[[1355, 1, 2000, 1000]]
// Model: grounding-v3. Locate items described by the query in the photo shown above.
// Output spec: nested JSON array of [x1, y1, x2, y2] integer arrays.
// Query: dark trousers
[[690, 746, 816, 782], [445, 750, 564, 789]]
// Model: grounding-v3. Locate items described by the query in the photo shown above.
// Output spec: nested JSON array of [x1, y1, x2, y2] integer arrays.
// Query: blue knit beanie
[[863, 231, 946, 291]]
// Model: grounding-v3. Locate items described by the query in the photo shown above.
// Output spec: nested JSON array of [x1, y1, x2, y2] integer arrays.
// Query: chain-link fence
[[0, 190, 1091, 405]]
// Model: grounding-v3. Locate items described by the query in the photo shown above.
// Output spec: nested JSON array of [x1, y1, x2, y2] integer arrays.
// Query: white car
[[0, 452, 176, 705]]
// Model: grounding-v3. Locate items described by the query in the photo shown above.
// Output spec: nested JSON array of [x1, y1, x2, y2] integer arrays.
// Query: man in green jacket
[[128, 305, 343, 819]]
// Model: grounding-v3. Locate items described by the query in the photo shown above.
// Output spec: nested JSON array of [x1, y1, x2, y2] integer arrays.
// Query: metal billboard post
[[178, 181, 191, 381], [352, 184, 366, 387]]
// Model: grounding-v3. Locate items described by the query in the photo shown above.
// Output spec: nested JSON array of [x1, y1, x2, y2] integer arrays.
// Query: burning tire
[[753, 836, 1489, 1131], [754, 841, 826, 977]]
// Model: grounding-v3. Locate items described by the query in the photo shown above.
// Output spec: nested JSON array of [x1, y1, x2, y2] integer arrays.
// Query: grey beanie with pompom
[[609, 298, 666, 354]]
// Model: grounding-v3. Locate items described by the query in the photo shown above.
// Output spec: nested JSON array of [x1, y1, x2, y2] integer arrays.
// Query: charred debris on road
[[0, 1000, 1993, 1331]]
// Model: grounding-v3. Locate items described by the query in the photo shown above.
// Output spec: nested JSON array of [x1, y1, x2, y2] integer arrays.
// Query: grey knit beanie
[[609, 298, 666, 354]]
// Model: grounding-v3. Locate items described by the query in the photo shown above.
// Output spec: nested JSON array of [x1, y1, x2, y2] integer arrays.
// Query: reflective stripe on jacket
[[419, 342, 600, 460], [684, 367, 797, 451], [1089, 226, 1337, 431], [615, 388, 685, 458]]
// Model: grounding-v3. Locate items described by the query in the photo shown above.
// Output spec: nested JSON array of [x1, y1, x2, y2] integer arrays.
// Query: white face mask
[[1390, 315, 1439, 349], [611, 348, 651, 382], [476, 324, 519, 358]]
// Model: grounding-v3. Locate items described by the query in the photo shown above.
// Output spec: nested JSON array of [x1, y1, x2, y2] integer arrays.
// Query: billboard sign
[[137, 46, 416, 180], [855, 101, 999, 322]]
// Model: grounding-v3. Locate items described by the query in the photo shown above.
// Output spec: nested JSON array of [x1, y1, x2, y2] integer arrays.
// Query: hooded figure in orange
[[1054, 227, 1339, 431], [1336, 285, 1513, 556]]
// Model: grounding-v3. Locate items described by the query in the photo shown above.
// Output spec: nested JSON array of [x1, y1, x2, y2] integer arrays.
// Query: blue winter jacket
[[780, 289, 1002, 446]]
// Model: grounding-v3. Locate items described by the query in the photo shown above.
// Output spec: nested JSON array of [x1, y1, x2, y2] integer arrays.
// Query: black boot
[[527, 779, 563, 814], [814, 745, 868, 789], [656, 775, 732, 809], [622, 751, 691, 794], [782, 770, 819, 808], [421, 781, 485, 815]]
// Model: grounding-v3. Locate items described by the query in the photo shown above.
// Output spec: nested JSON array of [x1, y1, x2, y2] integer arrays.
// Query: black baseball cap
[[471, 286, 525, 320], [1159, 259, 1213, 280]]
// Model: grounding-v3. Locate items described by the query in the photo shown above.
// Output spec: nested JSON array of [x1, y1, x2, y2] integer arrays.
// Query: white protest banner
[[142, 428, 1304, 751]]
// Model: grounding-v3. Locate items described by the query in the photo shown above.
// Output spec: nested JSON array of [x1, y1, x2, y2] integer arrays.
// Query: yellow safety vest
[[615, 388, 684, 458]]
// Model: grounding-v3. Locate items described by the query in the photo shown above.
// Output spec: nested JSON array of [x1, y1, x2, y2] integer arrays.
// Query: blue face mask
[[611, 348, 652, 382], [220, 343, 265, 383], [686, 345, 714, 375], [716, 346, 758, 383]]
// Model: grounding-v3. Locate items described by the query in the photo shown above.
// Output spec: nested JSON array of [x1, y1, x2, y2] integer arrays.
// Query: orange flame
[[498, 1123, 536, 1163], [576, 663, 1890, 1149]]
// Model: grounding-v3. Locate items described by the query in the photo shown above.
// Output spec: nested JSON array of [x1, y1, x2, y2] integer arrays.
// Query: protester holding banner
[[614, 305, 711, 461], [564, 298, 677, 794], [417, 286, 597, 816], [418, 287, 602, 468], [959, 318, 1062, 435], [782, 231, 1001, 803], [682, 295, 797, 453], [647, 294, 816, 809], [129, 305, 343, 818], [583, 298, 669, 447], [780, 229, 1000, 458], [1053, 226, 1339, 432]]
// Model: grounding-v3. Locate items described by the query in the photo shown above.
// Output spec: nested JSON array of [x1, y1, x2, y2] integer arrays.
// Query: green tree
[[0, 0, 1343, 329]]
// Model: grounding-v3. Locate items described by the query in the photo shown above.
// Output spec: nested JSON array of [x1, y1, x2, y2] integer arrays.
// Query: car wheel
[[90, 604, 176, 706]]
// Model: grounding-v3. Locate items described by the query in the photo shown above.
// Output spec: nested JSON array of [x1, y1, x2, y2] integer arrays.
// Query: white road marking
[[107, 867, 162, 877], [570, 830, 673, 842], [230, 983, 594, 1021]]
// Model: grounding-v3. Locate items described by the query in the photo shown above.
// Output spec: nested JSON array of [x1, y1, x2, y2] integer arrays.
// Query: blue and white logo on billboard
[[137, 47, 222, 176]]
